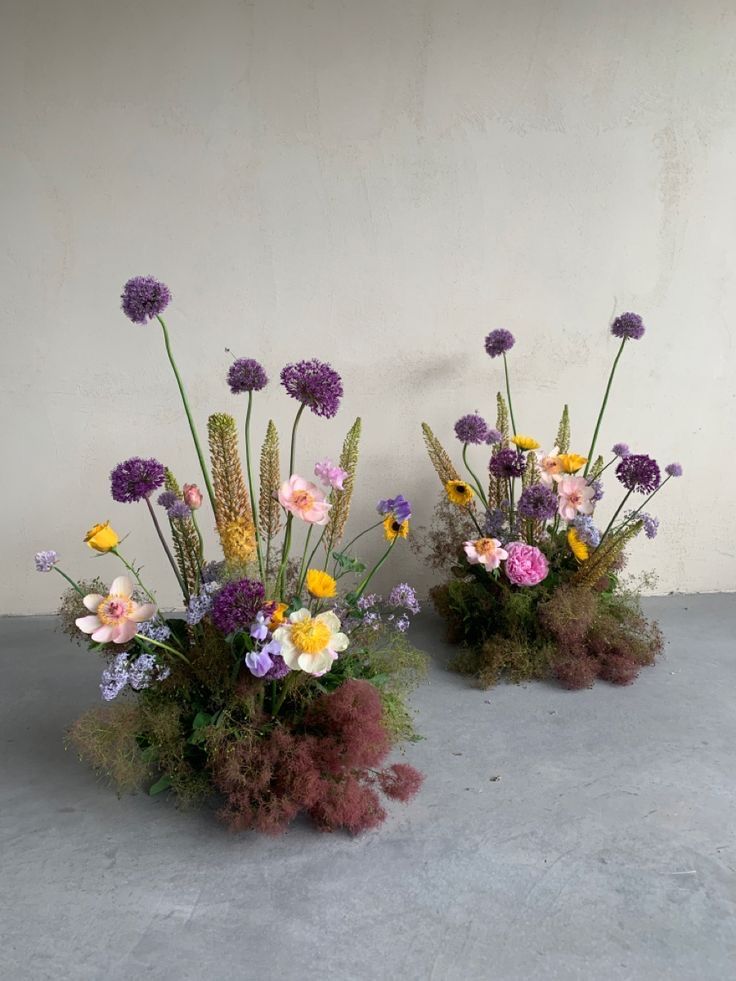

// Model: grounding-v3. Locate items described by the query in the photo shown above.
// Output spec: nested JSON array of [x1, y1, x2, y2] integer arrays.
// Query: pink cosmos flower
[[75, 575, 156, 644], [557, 476, 595, 522], [314, 458, 348, 491], [537, 448, 563, 487], [278, 475, 331, 525], [504, 542, 549, 587], [463, 537, 508, 571], [182, 483, 203, 509]]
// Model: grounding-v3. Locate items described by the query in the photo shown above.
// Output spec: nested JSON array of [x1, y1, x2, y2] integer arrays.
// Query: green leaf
[[149, 775, 172, 796], [140, 745, 158, 763], [192, 712, 212, 730]]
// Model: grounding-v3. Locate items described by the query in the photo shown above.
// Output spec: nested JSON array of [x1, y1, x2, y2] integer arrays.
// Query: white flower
[[272, 608, 349, 676], [75, 576, 156, 645]]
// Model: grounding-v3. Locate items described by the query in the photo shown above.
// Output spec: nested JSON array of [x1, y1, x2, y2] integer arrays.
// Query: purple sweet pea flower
[[377, 495, 412, 523], [245, 649, 274, 678]]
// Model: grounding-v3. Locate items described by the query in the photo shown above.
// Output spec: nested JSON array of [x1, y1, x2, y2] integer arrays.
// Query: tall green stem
[[295, 525, 314, 597], [584, 338, 627, 477], [503, 352, 517, 435], [331, 519, 384, 574], [354, 537, 397, 599], [144, 498, 188, 600], [53, 566, 84, 597], [618, 476, 671, 533], [599, 489, 633, 545], [157, 316, 216, 514], [275, 404, 307, 599], [245, 391, 265, 580], [462, 444, 488, 507], [110, 548, 157, 605]]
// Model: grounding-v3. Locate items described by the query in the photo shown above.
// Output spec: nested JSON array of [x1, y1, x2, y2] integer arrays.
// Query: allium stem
[[502, 353, 517, 435], [245, 391, 265, 580], [462, 444, 488, 507], [295, 524, 314, 597], [584, 338, 627, 477], [618, 475, 671, 533], [157, 316, 217, 515], [599, 488, 632, 546], [53, 566, 85, 597], [354, 537, 397, 600], [145, 498, 188, 600]]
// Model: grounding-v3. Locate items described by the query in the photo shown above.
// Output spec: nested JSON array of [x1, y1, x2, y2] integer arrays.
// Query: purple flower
[[483, 507, 507, 539], [157, 490, 177, 510], [314, 459, 348, 490], [486, 428, 503, 445], [280, 359, 343, 418], [34, 550, 58, 572], [612, 443, 630, 458], [227, 358, 268, 394], [665, 462, 683, 478], [111, 457, 166, 503], [357, 594, 381, 612], [571, 515, 601, 548], [484, 329, 515, 358], [100, 653, 130, 701], [454, 414, 490, 445], [186, 582, 220, 626], [395, 615, 410, 633], [167, 500, 191, 520], [388, 583, 421, 615], [377, 495, 412, 523], [616, 454, 660, 494], [517, 484, 557, 522], [249, 611, 270, 642], [211, 579, 267, 635], [590, 479, 605, 503], [128, 653, 169, 690], [611, 312, 645, 341], [632, 511, 659, 539], [245, 649, 275, 678], [121, 276, 171, 324], [263, 643, 290, 680], [489, 448, 525, 479], [201, 560, 225, 583]]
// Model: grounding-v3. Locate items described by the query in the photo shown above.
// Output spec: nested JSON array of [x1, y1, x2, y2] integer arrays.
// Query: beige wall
[[2, 0, 733, 614]]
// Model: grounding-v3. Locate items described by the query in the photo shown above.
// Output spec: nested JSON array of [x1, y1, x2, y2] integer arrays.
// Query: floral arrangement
[[419, 314, 682, 689], [37, 276, 425, 835]]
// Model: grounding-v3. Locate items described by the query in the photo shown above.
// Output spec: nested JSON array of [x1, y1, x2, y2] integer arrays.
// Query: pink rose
[[278, 475, 331, 525], [504, 541, 549, 587], [182, 483, 203, 510]]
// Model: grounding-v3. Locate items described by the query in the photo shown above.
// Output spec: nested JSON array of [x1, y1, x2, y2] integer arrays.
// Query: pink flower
[[314, 458, 348, 491], [557, 476, 595, 522], [278, 475, 331, 525], [537, 448, 563, 487], [182, 483, 203, 509], [463, 537, 508, 571], [75, 576, 156, 644], [504, 542, 549, 587]]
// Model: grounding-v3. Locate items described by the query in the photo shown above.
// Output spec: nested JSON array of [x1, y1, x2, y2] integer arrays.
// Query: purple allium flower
[[186, 582, 220, 626], [211, 578, 267, 635], [167, 500, 191, 520], [483, 507, 507, 539], [121, 276, 171, 324], [377, 494, 412, 523], [590, 479, 605, 503], [111, 457, 166, 503], [227, 358, 268, 394], [388, 583, 421, 615], [517, 484, 558, 522], [489, 448, 525, 479], [628, 510, 659, 539], [157, 490, 177, 510], [34, 550, 58, 572], [484, 329, 515, 358], [486, 428, 503, 445], [611, 312, 645, 341], [280, 359, 343, 418], [454, 414, 490, 445], [665, 462, 683, 478], [137, 618, 172, 643], [571, 515, 601, 548], [612, 443, 630, 458], [616, 454, 660, 494]]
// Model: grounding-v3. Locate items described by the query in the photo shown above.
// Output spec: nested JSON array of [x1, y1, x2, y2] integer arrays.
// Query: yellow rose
[[84, 522, 120, 553], [558, 453, 588, 474], [305, 569, 337, 599]]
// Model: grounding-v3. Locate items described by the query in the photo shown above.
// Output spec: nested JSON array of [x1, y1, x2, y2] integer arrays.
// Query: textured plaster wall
[[2, 0, 734, 614]]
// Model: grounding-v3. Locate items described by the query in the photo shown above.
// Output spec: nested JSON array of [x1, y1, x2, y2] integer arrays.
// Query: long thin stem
[[295, 524, 314, 598], [135, 633, 191, 665], [503, 352, 517, 435], [53, 566, 85, 597], [462, 444, 489, 507], [584, 338, 627, 477], [587, 455, 616, 484], [110, 549, 157, 605], [333, 519, 384, 572], [275, 404, 307, 600], [157, 316, 216, 514], [145, 498, 188, 599], [245, 391, 265, 580], [354, 537, 397, 599], [467, 508, 484, 536], [618, 475, 671, 533], [599, 489, 633, 545], [189, 510, 205, 564]]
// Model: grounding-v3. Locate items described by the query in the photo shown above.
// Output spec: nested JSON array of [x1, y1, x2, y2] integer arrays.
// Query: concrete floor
[[1, 595, 735, 981]]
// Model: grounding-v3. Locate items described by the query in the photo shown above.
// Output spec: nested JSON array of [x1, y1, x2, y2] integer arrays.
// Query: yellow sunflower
[[445, 479, 475, 507], [383, 515, 409, 540]]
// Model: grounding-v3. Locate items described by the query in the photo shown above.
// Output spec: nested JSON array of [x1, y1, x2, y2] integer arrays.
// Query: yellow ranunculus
[[383, 515, 409, 541], [567, 527, 589, 561], [305, 569, 337, 599], [84, 522, 120, 553], [558, 453, 587, 474], [444, 479, 474, 507], [511, 435, 540, 451]]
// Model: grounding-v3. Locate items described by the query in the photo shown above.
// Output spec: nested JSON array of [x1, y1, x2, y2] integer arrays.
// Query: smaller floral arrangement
[[419, 314, 682, 689], [38, 277, 425, 836]]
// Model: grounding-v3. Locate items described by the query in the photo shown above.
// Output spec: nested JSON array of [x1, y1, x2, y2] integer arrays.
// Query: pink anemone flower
[[463, 537, 508, 571], [278, 475, 331, 525], [75, 575, 156, 644], [557, 476, 595, 522]]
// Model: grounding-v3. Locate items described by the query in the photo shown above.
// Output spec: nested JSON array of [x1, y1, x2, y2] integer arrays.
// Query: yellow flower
[[219, 517, 256, 563], [558, 453, 588, 474], [383, 515, 409, 540], [84, 522, 120, 553], [445, 480, 475, 507], [305, 569, 337, 599], [567, 527, 590, 561], [269, 602, 288, 630], [511, 435, 540, 451]]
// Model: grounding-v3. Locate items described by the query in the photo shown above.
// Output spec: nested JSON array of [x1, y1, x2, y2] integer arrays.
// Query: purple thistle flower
[[611, 312, 645, 341], [280, 359, 343, 418], [616, 454, 660, 494], [489, 448, 525, 479], [484, 329, 515, 358], [612, 443, 630, 458], [665, 462, 683, 478], [517, 484, 558, 522], [485, 428, 503, 445], [454, 414, 490, 445], [34, 550, 58, 572], [377, 494, 412, 523], [211, 579, 268, 635], [121, 276, 171, 324], [111, 457, 166, 503], [157, 490, 177, 510], [167, 500, 191, 520], [388, 583, 421, 615], [227, 358, 268, 394]]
